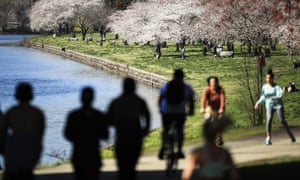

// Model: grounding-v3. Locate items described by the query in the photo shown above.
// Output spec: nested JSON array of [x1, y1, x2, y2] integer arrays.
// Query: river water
[[0, 35, 161, 165]]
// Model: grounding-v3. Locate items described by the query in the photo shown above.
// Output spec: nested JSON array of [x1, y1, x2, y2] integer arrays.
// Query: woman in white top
[[254, 69, 296, 145]]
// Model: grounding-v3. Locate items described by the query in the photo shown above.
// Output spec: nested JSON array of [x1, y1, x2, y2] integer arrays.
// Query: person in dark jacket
[[64, 87, 108, 180], [0, 82, 45, 180], [107, 77, 151, 180]]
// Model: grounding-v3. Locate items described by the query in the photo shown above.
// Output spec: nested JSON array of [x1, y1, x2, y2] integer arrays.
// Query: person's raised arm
[[219, 88, 225, 113], [142, 100, 151, 136], [272, 84, 283, 100], [188, 87, 195, 116], [255, 87, 266, 110], [0, 111, 8, 154]]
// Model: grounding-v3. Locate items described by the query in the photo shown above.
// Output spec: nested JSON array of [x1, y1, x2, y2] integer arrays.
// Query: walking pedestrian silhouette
[[106, 77, 151, 180], [0, 82, 46, 180], [64, 86, 108, 180]]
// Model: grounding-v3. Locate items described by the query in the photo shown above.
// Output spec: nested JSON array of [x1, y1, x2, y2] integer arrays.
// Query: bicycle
[[205, 110, 224, 147], [164, 120, 179, 176]]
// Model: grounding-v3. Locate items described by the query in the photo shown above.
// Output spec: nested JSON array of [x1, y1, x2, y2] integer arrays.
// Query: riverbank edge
[[27, 41, 168, 156], [27, 41, 169, 88]]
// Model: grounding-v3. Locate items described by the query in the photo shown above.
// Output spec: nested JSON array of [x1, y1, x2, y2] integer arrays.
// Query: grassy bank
[[29, 33, 300, 158]]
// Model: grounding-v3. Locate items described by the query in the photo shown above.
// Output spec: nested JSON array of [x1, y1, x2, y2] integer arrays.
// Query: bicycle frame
[[205, 110, 224, 147], [165, 120, 178, 176]]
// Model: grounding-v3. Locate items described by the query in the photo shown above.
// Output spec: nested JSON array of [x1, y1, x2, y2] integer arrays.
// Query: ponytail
[[267, 69, 274, 78]]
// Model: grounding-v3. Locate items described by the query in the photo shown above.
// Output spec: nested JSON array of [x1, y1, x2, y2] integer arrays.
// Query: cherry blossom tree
[[108, 0, 206, 44], [104, 0, 147, 10], [0, 0, 14, 32], [109, 0, 300, 54], [271, 0, 300, 56], [14, 0, 36, 31], [199, 0, 300, 55], [29, 0, 108, 40], [29, 0, 69, 32], [0, 0, 35, 32]]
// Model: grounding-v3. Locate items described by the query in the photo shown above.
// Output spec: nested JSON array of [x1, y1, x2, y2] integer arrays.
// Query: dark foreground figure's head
[[173, 69, 184, 80], [81, 87, 94, 106], [15, 82, 33, 102], [123, 77, 136, 94]]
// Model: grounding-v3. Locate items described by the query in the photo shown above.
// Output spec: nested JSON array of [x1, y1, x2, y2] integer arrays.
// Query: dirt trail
[[1, 126, 299, 180]]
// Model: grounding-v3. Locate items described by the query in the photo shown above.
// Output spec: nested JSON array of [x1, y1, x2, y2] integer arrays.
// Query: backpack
[[166, 79, 185, 105]]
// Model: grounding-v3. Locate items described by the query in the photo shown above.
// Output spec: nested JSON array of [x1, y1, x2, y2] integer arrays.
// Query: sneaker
[[291, 136, 296, 143], [158, 148, 164, 160], [265, 136, 272, 145], [177, 151, 185, 159]]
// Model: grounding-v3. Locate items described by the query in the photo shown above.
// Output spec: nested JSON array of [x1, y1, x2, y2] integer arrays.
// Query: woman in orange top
[[200, 76, 225, 146]]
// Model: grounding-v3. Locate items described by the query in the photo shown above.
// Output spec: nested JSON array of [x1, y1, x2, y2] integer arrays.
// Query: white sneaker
[[265, 136, 272, 145]]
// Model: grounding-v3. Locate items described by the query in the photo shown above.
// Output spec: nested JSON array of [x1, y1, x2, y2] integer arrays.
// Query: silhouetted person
[[0, 107, 3, 170], [0, 107, 3, 118], [155, 41, 161, 59], [0, 82, 45, 180], [107, 77, 151, 180], [64, 87, 108, 180], [257, 53, 265, 77]]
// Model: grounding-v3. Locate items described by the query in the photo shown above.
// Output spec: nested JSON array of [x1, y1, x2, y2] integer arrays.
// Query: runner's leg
[[277, 107, 296, 142], [265, 107, 274, 144]]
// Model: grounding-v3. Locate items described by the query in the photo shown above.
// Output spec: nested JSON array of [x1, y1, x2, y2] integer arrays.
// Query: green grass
[[29, 33, 300, 162]]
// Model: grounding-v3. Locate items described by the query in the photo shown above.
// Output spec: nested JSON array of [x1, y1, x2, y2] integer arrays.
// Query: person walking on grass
[[200, 76, 225, 147], [64, 87, 108, 180], [254, 69, 296, 145]]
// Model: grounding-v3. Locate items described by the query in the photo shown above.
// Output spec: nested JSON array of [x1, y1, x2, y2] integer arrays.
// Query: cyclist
[[200, 76, 225, 146], [158, 69, 195, 160]]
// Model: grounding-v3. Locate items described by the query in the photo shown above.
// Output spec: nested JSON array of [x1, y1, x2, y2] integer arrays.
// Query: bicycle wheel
[[166, 135, 175, 176], [165, 129, 179, 176]]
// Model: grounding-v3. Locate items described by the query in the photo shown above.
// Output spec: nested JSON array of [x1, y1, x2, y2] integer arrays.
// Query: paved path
[[1, 126, 300, 180]]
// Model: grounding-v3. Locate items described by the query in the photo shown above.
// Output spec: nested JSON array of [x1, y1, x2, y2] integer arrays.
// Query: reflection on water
[[0, 36, 161, 165]]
